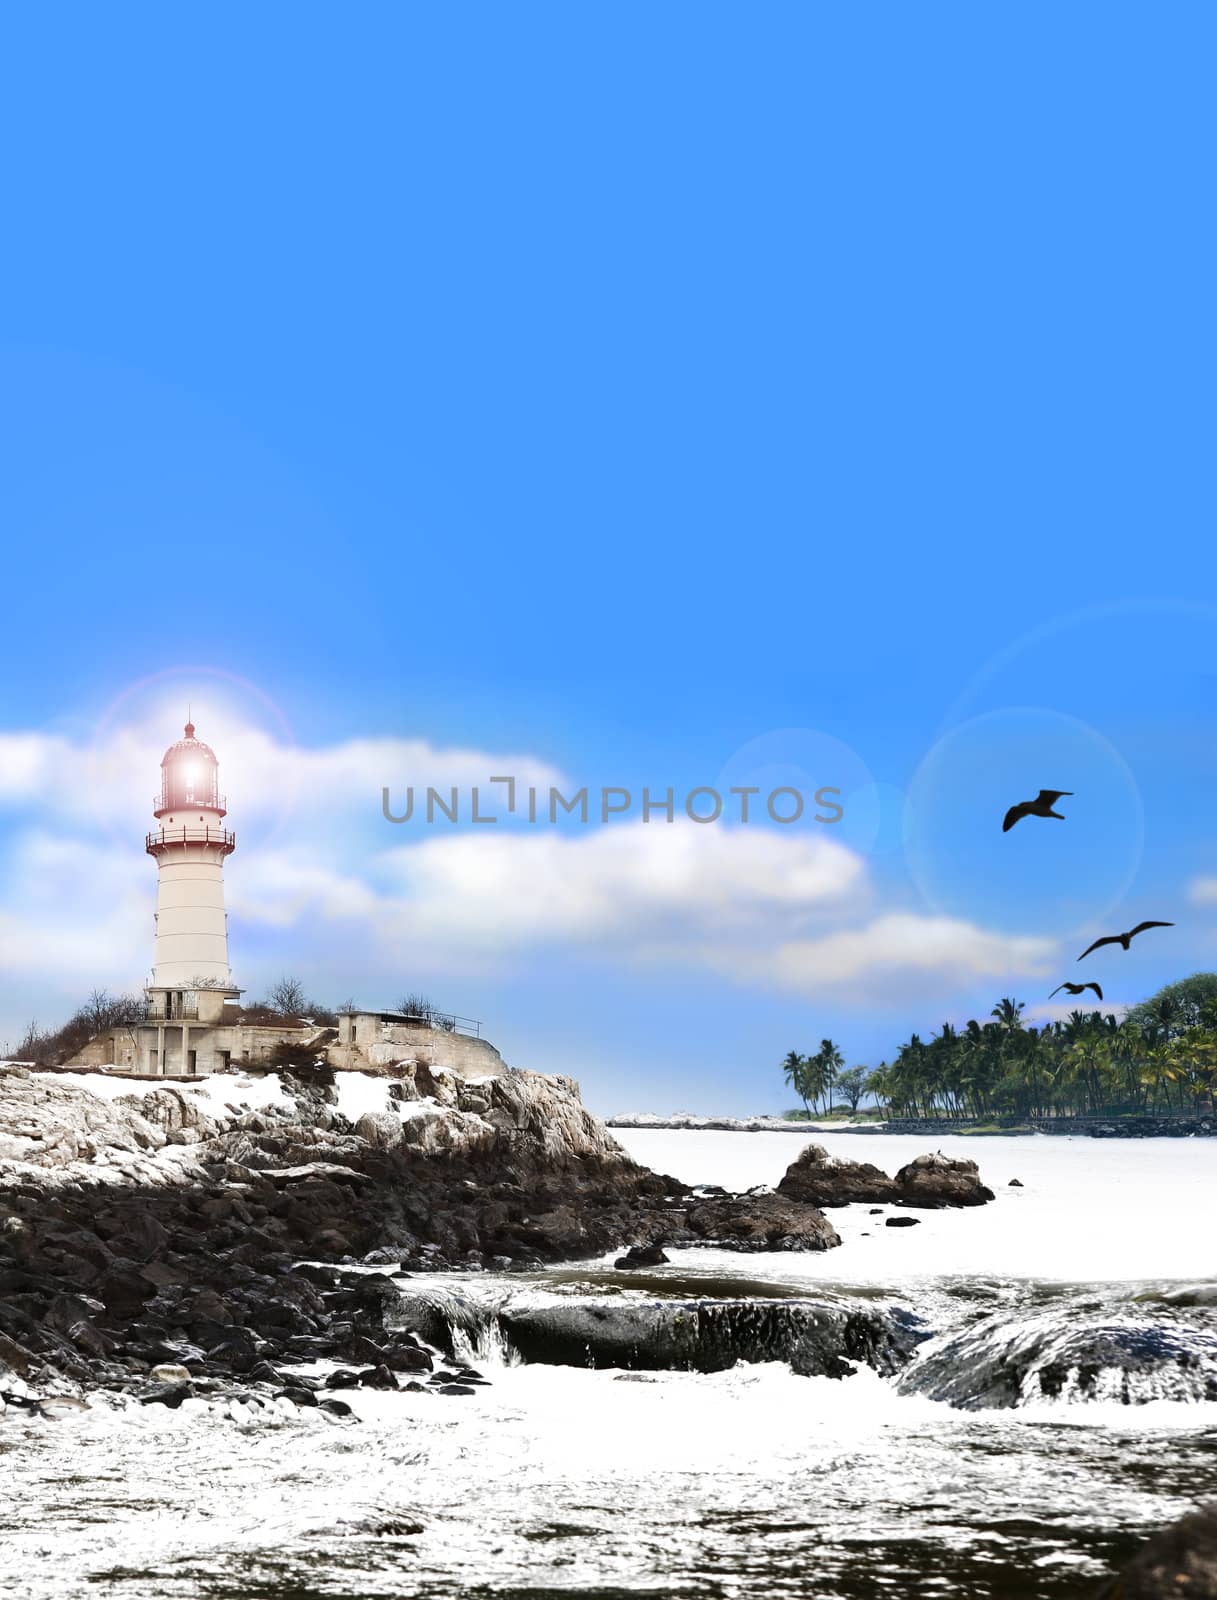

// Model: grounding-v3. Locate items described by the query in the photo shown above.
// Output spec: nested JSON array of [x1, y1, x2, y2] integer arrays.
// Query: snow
[[396, 1097, 444, 1120], [331, 1072, 392, 1122], [32, 1071, 154, 1103], [31, 1069, 289, 1114], [179, 1072, 290, 1114]]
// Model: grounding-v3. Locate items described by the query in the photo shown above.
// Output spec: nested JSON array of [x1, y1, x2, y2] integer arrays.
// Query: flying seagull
[[1049, 981, 1104, 1001], [1002, 790, 1073, 832], [1076, 922, 1174, 962]]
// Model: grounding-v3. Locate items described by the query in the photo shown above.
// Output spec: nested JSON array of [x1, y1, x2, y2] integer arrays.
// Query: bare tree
[[83, 989, 145, 1031], [398, 993, 435, 1020], [266, 976, 308, 1016], [15, 1020, 48, 1062], [84, 989, 113, 1032]]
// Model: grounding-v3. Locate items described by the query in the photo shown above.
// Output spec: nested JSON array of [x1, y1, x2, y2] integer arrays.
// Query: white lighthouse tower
[[144, 720, 239, 1056]]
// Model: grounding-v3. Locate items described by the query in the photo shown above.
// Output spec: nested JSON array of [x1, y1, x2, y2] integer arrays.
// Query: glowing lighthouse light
[[145, 719, 240, 1035]]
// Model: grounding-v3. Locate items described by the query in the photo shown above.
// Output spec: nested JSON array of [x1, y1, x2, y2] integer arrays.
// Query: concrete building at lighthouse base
[[68, 1004, 508, 1082]]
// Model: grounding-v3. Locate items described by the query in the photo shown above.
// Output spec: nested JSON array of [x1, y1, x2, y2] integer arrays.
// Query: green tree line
[[781, 974, 1217, 1121]]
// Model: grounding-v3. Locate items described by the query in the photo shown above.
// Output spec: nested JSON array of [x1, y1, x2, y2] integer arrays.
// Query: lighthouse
[[66, 713, 511, 1081], [144, 720, 240, 1050]]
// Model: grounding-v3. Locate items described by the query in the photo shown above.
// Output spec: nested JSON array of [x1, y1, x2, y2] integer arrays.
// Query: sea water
[[0, 1131, 1213, 1599]]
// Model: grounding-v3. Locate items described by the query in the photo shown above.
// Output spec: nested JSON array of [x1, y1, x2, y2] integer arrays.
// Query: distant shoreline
[[607, 1113, 1217, 1138], [606, 1114, 879, 1134]]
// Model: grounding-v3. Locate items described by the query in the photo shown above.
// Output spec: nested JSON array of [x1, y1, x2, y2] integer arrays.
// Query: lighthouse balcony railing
[[143, 999, 199, 1022], [146, 825, 236, 852], [153, 792, 226, 813]]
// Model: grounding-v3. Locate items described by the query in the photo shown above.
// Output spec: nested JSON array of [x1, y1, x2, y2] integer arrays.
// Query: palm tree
[[782, 1050, 810, 1118], [991, 997, 1025, 1035], [865, 1061, 893, 1115], [817, 1038, 844, 1113]]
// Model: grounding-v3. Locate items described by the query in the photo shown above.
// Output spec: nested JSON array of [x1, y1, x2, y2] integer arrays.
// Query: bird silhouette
[[1002, 790, 1073, 832], [1048, 981, 1103, 1001], [1076, 922, 1174, 962]]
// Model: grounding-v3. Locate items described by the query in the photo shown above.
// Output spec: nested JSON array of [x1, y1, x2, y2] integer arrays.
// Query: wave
[[391, 1271, 1217, 1411], [898, 1308, 1217, 1408]]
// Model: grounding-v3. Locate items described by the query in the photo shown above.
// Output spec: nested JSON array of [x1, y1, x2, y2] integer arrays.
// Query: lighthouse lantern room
[[145, 720, 240, 1052]]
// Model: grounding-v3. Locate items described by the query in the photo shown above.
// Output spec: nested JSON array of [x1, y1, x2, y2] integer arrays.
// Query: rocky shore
[[0, 1061, 991, 1419]]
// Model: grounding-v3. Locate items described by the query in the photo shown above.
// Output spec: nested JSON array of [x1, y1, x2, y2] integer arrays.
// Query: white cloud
[[0, 721, 565, 832], [0, 712, 1063, 1035], [742, 912, 1057, 997], [229, 856, 382, 927], [215, 822, 1056, 1004], [379, 821, 865, 948], [0, 733, 73, 803], [0, 832, 151, 989], [1189, 877, 1217, 906]]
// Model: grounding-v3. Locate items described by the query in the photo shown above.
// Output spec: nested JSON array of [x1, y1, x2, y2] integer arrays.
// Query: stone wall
[[325, 1022, 506, 1079], [1030, 1115, 1215, 1138], [877, 1115, 1216, 1138]]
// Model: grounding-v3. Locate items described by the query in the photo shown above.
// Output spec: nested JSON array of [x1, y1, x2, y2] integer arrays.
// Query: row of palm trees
[[780, 980, 1217, 1121], [868, 993, 1217, 1120]]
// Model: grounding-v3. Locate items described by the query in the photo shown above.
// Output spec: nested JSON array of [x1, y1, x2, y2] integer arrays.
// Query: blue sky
[[1, 6, 1216, 1112]]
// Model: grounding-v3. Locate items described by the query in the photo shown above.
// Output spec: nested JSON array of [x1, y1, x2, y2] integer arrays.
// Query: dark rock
[[139, 1382, 192, 1408], [318, 1398, 355, 1417], [499, 1297, 922, 1377], [153, 1340, 207, 1370], [614, 1242, 670, 1269], [777, 1144, 898, 1207], [246, 1361, 287, 1385], [290, 1263, 342, 1287], [435, 1383, 476, 1395], [1009, 1178, 1023, 1187], [356, 1364, 398, 1389], [778, 1144, 994, 1210], [68, 1320, 114, 1358], [885, 1216, 921, 1228], [344, 1334, 388, 1365], [1094, 1501, 1217, 1597], [893, 1153, 994, 1208], [278, 1385, 319, 1407], [97, 1265, 157, 1321], [383, 1345, 432, 1373], [361, 1247, 404, 1267], [683, 1192, 841, 1252]]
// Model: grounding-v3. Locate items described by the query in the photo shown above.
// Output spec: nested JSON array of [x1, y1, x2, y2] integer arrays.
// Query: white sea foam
[[2, 1125, 1213, 1596], [616, 1128, 1217, 1281]]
